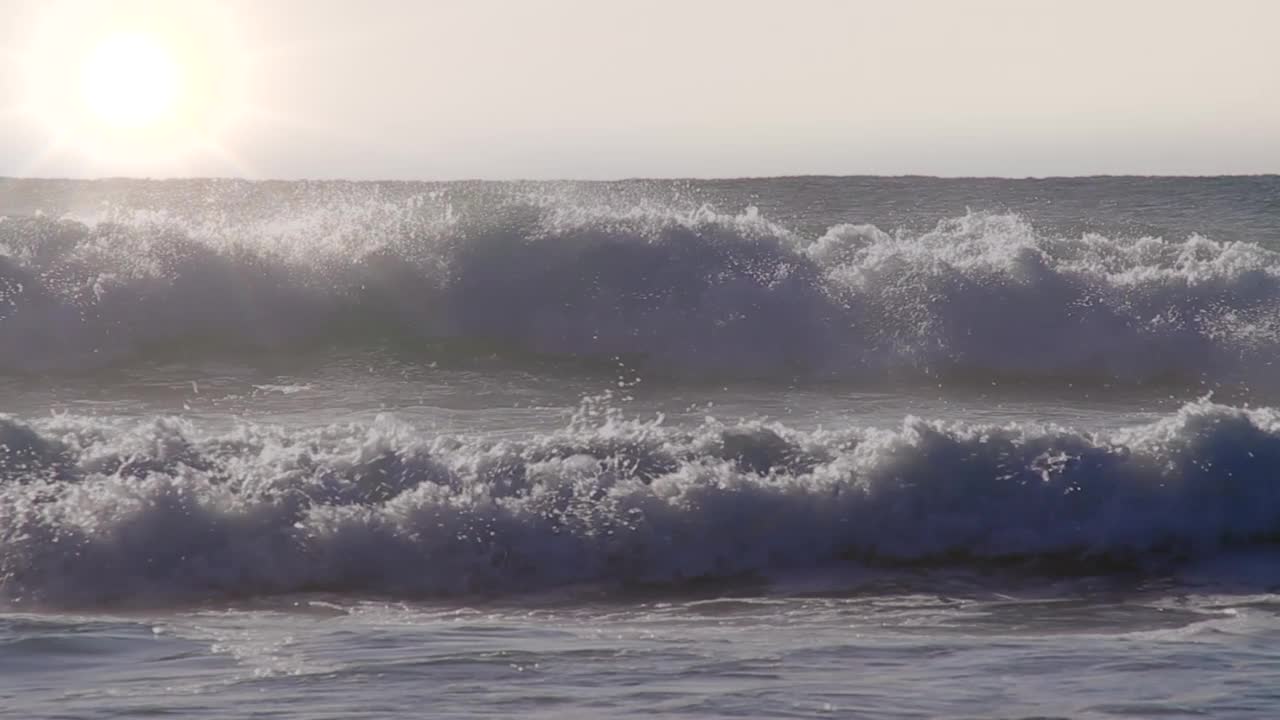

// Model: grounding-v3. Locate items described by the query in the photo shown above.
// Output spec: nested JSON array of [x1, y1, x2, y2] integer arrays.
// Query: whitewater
[[3, 175, 1280, 718]]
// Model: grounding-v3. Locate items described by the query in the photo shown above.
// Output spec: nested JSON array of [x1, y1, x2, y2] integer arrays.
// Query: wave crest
[[2, 199, 1278, 384], [3, 400, 1280, 606]]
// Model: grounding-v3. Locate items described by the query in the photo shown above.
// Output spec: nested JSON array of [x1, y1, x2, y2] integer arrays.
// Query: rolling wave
[[3, 400, 1280, 607], [1, 197, 1278, 385]]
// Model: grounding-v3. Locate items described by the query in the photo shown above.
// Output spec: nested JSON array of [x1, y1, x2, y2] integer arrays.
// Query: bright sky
[[1, 0, 1277, 179]]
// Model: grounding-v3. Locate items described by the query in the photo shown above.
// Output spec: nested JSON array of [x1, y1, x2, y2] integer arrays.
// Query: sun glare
[[12, 0, 254, 173], [81, 34, 181, 129]]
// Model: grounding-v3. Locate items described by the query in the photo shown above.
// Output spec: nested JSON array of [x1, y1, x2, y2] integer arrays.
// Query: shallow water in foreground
[[6, 588, 1280, 719]]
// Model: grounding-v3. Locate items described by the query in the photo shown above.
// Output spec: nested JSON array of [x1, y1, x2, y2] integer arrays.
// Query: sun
[[11, 0, 256, 174], [81, 34, 182, 129]]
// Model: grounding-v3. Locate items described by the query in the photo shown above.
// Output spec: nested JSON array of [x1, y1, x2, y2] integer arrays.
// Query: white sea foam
[[1, 197, 1278, 384], [2, 399, 1279, 607]]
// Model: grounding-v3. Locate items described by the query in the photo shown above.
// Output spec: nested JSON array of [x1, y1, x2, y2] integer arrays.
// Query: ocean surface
[[2, 175, 1279, 718]]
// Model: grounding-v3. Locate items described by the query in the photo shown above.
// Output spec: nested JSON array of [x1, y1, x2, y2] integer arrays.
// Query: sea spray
[[3, 399, 1279, 607]]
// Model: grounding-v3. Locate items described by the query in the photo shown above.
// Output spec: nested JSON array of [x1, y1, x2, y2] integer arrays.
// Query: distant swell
[[2, 198, 1279, 386], [3, 400, 1280, 607]]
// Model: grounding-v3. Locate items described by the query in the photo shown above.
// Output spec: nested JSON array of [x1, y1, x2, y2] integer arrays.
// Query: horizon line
[[3, 172, 1279, 184]]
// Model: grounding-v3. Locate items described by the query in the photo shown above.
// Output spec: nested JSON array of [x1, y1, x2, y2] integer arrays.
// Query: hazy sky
[[2, 0, 1278, 179]]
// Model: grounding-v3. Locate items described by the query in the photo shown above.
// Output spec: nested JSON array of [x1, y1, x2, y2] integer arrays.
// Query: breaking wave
[[2, 194, 1279, 386], [3, 399, 1280, 607]]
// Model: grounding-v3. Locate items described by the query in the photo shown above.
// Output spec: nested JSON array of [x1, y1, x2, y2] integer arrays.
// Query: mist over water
[[3, 176, 1280, 718]]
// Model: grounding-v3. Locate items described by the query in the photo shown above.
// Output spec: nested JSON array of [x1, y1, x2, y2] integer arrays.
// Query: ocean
[[2, 175, 1279, 718]]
